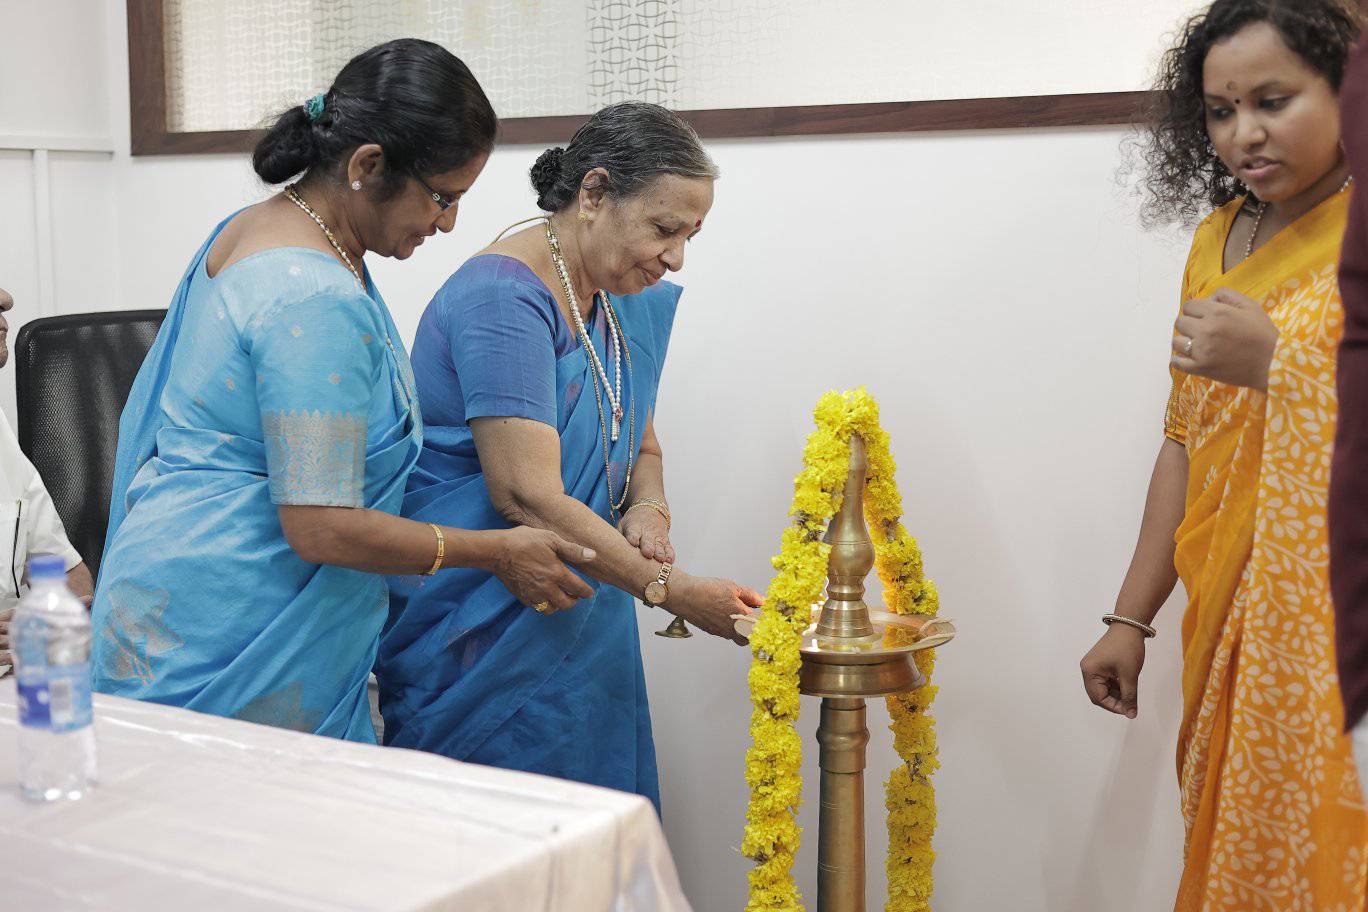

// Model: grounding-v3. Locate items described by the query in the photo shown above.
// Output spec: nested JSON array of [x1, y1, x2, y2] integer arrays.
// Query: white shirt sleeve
[[0, 413, 82, 572], [22, 465, 82, 571]]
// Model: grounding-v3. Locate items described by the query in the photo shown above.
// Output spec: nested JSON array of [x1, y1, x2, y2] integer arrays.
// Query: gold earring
[[578, 211, 590, 222]]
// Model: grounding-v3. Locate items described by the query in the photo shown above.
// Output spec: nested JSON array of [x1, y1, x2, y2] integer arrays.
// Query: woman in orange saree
[[1080, 2, 1368, 908]]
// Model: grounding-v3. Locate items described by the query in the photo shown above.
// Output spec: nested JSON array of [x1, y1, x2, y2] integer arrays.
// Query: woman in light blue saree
[[378, 103, 763, 808], [91, 40, 592, 743]]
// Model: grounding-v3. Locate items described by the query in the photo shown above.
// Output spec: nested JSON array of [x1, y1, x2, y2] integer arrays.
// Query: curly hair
[[1137, 0, 1362, 226]]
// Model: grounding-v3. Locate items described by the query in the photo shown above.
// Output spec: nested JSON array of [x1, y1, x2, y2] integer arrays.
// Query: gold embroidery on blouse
[[262, 409, 366, 506]]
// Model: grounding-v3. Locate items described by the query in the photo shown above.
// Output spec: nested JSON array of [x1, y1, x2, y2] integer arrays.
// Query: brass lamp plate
[[733, 610, 955, 698], [732, 610, 957, 655]]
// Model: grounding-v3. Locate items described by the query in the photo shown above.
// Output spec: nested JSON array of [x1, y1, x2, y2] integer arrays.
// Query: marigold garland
[[741, 389, 939, 912]]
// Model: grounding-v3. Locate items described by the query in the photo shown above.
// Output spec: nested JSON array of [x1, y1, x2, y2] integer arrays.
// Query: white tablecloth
[[0, 681, 691, 911]]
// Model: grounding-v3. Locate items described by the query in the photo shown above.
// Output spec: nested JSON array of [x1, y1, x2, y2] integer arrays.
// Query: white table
[[0, 681, 692, 911]]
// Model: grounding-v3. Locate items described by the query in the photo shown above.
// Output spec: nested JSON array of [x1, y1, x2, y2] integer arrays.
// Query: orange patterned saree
[[1166, 187, 1367, 911]]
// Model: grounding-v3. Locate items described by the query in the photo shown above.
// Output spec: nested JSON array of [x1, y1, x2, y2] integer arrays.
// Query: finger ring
[[534, 601, 552, 614], [1183, 338, 1193, 357]]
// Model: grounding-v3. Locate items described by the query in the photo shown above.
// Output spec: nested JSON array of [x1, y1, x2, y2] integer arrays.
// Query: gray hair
[[529, 102, 719, 212]]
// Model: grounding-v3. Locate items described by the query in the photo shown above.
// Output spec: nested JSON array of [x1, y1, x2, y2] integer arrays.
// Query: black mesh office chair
[[14, 311, 167, 577]]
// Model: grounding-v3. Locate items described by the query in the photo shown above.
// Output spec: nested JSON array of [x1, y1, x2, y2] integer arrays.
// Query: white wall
[[4, 2, 1197, 909], [0, 0, 120, 422]]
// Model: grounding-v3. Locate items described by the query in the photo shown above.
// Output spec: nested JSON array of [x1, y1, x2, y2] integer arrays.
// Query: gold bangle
[[624, 498, 670, 530], [423, 523, 445, 576], [1102, 614, 1156, 638]]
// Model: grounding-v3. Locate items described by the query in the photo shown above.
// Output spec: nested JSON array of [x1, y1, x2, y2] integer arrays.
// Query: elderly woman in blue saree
[[378, 103, 763, 808], [91, 40, 592, 742]]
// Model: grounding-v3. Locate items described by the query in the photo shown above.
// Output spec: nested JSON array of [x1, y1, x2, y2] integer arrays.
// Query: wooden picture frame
[[128, 0, 1154, 156]]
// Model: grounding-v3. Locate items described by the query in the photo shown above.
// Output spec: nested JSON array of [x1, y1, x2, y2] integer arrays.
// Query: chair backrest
[[14, 310, 167, 577]]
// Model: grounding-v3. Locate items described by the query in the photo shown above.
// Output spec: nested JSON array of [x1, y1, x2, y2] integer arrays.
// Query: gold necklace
[[1245, 174, 1354, 261], [285, 186, 364, 285], [491, 214, 551, 245], [283, 186, 413, 406], [544, 217, 635, 516]]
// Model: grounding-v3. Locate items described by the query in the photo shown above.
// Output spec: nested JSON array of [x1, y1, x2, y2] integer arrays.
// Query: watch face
[[645, 580, 667, 605]]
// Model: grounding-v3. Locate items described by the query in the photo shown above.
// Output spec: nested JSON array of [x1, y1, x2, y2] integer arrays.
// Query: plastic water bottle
[[14, 554, 97, 801]]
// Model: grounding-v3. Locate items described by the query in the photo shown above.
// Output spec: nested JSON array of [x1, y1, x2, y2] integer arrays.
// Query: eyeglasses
[[414, 174, 459, 213]]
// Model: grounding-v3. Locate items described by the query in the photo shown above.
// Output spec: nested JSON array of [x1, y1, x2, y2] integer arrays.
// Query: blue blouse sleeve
[[445, 269, 560, 427], [245, 291, 385, 507]]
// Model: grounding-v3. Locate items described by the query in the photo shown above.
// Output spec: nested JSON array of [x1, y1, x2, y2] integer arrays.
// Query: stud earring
[[351, 180, 362, 191], [578, 210, 590, 222]]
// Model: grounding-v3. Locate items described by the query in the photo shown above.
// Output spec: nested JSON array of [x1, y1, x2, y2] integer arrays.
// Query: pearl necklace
[[1245, 174, 1354, 261], [283, 186, 412, 405], [545, 220, 625, 441], [544, 217, 635, 516]]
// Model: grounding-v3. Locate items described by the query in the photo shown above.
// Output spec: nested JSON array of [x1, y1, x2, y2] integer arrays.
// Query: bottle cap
[[28, 554, 65, 580]]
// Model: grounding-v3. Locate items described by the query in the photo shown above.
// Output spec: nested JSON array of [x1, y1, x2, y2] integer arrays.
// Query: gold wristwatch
[[643, 563, 673, 607]]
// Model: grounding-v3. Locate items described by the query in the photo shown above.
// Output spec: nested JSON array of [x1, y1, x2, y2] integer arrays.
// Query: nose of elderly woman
[[661, 241, 685, 273]]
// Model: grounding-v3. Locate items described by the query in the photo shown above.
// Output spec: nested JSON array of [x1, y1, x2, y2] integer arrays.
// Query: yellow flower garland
[[742, 389, 939, 912]]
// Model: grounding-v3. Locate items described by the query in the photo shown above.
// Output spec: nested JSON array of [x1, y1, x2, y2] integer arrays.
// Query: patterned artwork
[[586, 0, 679, 108], [162, 0, 1207, 133], [673, 0, 786, 112]]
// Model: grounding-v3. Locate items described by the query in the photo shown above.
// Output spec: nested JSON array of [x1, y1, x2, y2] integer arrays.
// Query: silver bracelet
[[1102, 614, 1157, 639]]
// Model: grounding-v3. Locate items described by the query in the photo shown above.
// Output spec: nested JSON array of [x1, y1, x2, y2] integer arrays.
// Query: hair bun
[[530, 146, 566, 199], [252, 105, 321, 184]]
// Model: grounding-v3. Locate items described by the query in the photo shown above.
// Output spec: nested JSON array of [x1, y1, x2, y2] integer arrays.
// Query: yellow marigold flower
[[743, 389, 939, 912]]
